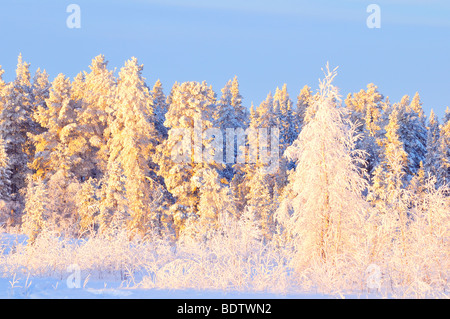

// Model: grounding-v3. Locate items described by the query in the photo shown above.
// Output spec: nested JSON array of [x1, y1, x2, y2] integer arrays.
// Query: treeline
[[0, 55, 448, 246]]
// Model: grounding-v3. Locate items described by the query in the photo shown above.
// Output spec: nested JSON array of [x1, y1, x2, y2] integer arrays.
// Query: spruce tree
[[0, 55, 34, 223]]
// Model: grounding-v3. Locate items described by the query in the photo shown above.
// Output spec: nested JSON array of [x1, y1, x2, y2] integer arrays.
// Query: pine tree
[[296, 85, 313, 130], [410, 92, 426, 125], [424, 110, 440, 179], [367, 107, 410, 261], [237, 95, 270, 216], [154, 80, 219, 235], [0, 66, 5, 94], [76, 55, 116, 178], [437, 107, 450, 185], [151, 79, 169, 138], [214, 76, 247, 181], [396, 93, 428, 178], [105, 57, 165, 235], [0, 136, 12, 226], [345, 84, 384, 179], [273, 84, 297, 153], [30, 73, 87, 180], [280, 65, 368, 267], [30, 68, 50, 135]]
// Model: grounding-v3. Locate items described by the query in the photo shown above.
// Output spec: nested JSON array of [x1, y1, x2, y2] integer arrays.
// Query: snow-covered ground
[[0, 232, 365, 299], [1, 232, 444, 299], [0, 276, 340, 299]]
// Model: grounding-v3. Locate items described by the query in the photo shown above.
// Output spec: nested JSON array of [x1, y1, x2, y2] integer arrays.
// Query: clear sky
[[0, 0, 449, 119]]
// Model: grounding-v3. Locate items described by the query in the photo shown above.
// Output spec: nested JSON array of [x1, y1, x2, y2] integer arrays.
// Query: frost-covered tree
[[437, 107, 450, 185], [0, 136, 12, 226], [279, 65, 368, 267], [409, 92, 426, 125], [370, 108, 409, 203], [245, 167, 275, 241], [76, 55, 116, 178], [98, 160, 127, 233], [367, 107, 411, 262], [273, 84, 297, 153], [296, 85, 313, 130], [30, 68, 50, 136], [0, 66, 5, 94], [0, 136, 11, 201], [236, 93, 280, 221], [75, 177, 99, 236], [195, 167, 236, 236], [154, 80, 220, 235], [214, 76, 247, 181], [46, 169, 80, 234], [151, 79, 169, 138], [424, 110, 441, 179], [21, 176, 48, 244], [396, 94, 428, 179], [345, 83, 384, 179], [105, 57, 166, 235], [30, 73, 88, 180], [0, 55, 35, 225]]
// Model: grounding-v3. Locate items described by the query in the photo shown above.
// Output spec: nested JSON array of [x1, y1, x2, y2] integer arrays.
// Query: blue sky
[[0, 0, 449, 119]]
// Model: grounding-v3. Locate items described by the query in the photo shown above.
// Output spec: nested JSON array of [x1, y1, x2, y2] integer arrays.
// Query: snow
[[1, 275, 374, 299], [0, 232, 378, 299]]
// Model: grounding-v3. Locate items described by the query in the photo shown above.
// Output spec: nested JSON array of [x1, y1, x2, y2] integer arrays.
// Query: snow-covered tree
[[280, 65, 368, 267], [76, 55, 116, 178], [195, 167, 236, 236], [296, 85, 313, 130], [151, 79, 169, 138], [396, 94, 428, 178], [154, 80, 220, 235], [273, 84, 297, 153], [0, 55, 34, 217], [424, 110, 441, 179], [75, 177, 99, 236], [98, 160, 127, 233], [0, 65, 5, 94], [214, 76, 248, 181], [30, 68, 50, 135], [437, 107, 450, 185], [30, 73, 88, 180], [245, 167, 275, 241], [0, 136, 12, 226], [105, 57, 166, 235], [367, 107, 411, 263], [0, 136, 11, 201], [235, 92, 280, 225], [22, 176, 48, 244], [345, 83, 384, 179]]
